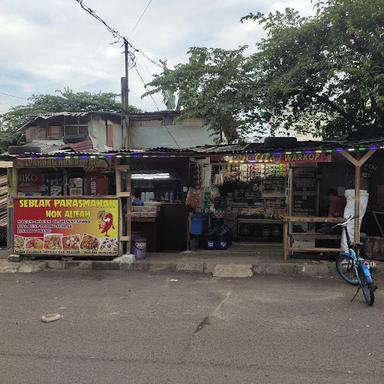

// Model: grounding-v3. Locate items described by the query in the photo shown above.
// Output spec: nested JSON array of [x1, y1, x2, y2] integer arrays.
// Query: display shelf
[[237, 218, 282, 224], [237, 236, 282, 243]]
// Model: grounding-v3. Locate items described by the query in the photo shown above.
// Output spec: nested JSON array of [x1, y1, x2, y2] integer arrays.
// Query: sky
[[0, 0, 314, 115]]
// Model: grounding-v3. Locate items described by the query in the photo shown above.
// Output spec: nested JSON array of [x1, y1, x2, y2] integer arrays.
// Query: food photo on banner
[[13, 198, 119, 256]]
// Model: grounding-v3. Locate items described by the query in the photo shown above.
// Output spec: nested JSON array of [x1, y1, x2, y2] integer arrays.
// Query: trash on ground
[[41, 313, 62, 323], [113, 254, 135, 264]]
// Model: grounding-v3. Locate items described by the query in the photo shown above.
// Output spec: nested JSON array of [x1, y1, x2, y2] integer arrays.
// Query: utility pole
[[121, 39, 130, 149]]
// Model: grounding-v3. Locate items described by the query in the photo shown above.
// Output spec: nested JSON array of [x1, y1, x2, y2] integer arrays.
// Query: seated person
[[327, 188, 346, 218], [318, 189, 346, 234]]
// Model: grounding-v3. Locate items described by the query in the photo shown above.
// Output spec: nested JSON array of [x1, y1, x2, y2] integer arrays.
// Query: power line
[[74, 0, 162, 68], [134, 65, 160, 111], [75, 0, 124, 43], [138, 55, 155, 80], [129, 0, 153, 36], [134, 61, 179, 148], [0, 92, 28, 101], [137, 50, 163, 69]]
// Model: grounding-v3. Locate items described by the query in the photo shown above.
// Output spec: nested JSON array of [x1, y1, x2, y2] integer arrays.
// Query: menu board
[[13, 197, 119, 256], [292, 168, 318, 216]]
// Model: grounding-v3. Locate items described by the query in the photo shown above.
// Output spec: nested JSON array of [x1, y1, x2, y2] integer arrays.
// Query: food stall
[[4, 136, 384, 261], [129, 156, 190, 252], [10, 156, 120, 258], [208, 151, 332, 243]]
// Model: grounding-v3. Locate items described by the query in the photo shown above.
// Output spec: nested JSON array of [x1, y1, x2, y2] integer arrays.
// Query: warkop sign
[[227, 152, 332, 164], [281, 152, 332, 163], [13, 198, 119, 256]]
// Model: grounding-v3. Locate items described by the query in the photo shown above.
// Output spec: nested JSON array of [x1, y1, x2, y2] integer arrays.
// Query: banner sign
[[16, 158, 107, 169], [13, 198, 119, 256], [225, 152, 332, 164], [281, 152, 332, 163]]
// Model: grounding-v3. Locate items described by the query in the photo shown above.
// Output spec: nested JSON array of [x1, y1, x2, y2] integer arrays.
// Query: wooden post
[[11, 167, 18, 196], [115, 161, 123, 255], [9, 165, 18, 251], [283, 219, 289, 262], [341, 149, 376, 245], [115, 159, 131, 255], [125, 169, 132, 253], [354, 165, 361, 243]]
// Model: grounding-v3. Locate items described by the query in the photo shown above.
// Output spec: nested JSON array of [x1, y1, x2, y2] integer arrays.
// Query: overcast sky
[[0, 0, 314, 114]]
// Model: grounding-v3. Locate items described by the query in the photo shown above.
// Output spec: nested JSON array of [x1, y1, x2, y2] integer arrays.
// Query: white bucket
[[340, 189, 369, 252]]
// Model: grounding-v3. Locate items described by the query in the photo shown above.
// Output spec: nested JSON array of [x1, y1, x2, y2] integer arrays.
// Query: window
[[79, 126, 88, 136], [64, 125, 88, 137], [47, 126, 63, 140]]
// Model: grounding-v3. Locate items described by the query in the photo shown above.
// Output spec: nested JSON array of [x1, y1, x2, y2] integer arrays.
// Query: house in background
[[15, 111, 215, 155]]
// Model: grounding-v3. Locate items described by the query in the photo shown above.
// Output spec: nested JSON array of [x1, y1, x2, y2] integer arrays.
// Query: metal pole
[[120, 40, 130, 149], [122, 39, 130, 149]]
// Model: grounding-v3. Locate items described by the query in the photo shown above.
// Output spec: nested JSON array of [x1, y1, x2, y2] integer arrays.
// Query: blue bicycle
[[335, 216, 377, 306]]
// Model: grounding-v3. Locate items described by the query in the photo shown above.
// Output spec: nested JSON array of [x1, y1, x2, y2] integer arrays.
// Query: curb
[[0, 257, 358, 278]]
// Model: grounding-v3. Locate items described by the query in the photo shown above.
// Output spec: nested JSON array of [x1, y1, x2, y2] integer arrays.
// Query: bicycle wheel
[[358, 266, 375, 306], [336, 255, 359, 285]]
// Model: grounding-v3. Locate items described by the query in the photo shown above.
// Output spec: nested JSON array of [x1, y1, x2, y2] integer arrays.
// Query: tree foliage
[[144, 46, 258, 143], [145, 0, 384, 141], [0, 88, 140, 152], [245, 0, 384, 139]]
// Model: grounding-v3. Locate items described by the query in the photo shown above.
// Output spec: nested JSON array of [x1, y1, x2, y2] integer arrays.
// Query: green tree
[[243, 0, 384, 138], [144, 46, 258, 143], [0, 88, 140, 152], [145, 0, 384, 141]]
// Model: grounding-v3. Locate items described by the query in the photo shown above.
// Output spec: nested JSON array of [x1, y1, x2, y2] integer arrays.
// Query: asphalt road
[[0, 271, 383, 384]]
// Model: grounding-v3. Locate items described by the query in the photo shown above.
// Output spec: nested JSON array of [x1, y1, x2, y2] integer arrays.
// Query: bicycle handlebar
[[335, 215, 359, 227]]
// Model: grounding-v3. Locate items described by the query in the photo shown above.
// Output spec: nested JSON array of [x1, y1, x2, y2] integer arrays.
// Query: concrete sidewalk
[[1, 244, 383, 279]]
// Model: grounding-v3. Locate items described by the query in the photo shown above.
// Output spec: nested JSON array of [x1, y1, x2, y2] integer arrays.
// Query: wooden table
[[282, 216, 344, 262]]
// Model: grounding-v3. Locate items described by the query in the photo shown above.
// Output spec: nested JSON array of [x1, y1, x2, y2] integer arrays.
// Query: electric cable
[[0, 92, 28, 100], [75, 0, 163, 68], [129, 0, 153, 36]]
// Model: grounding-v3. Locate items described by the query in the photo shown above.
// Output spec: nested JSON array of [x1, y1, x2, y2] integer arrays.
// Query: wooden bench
[[283, 216, 343, 261]]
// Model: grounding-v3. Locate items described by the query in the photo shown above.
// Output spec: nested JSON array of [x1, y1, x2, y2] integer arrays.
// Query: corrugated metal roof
[[21, 111, 121, 129], [188, 137, 384, 154], [61, 137, 94, 152], [2, 137, 384, 159], [21, 111, 184, 129]]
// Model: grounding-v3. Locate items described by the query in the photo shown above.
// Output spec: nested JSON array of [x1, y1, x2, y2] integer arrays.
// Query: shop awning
[[1, 136, 384, 160]]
